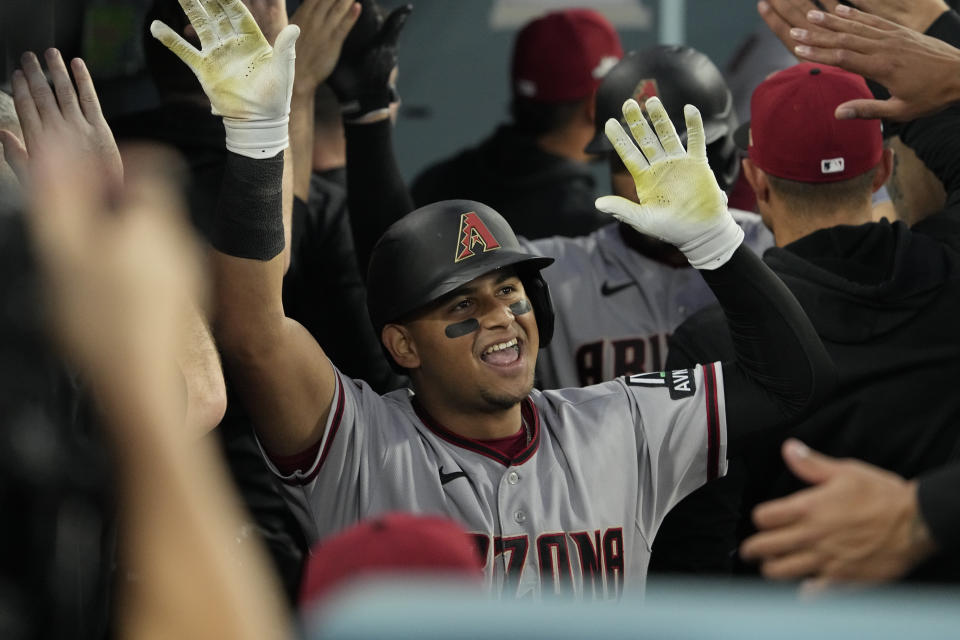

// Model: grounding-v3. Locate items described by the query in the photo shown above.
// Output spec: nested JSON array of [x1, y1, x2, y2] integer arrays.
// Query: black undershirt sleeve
[[916, 463, 960, 557], [924, 9, 960, 46], [698, 245, 835, 454], [344, 120, 415, 275]]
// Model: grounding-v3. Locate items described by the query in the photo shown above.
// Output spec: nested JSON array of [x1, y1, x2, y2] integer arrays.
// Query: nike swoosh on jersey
[[438, 466, 468, 485], [600, 281, 635, 296]]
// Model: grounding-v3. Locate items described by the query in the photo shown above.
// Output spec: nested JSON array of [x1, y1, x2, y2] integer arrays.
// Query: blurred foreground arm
[[2, 47, 225, 435], [740, 439, 938, 585], [26, 129, 291, 639]]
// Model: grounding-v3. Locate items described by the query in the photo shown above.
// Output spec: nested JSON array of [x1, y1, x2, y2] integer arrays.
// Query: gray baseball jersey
[[524, 210, 773, 389], [260, 362, 727, 600]]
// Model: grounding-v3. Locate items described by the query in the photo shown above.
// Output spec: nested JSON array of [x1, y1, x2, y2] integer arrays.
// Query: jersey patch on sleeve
[[625, 369, 696, 400]]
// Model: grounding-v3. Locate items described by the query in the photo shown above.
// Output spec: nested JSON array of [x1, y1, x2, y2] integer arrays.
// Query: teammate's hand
[[150, 0, 300, 158], [28, 135, 203, 382], [595, 97, 742, 270], [758, 0, 947, 57], [290, 0, 362, 97], [825, 0, 948, 33], [328, 2, 412, 122], [740, 439, 937, 586], [1, 49, 122, 192], [241, 0, 288, 45], [790, 5, 960, 121]]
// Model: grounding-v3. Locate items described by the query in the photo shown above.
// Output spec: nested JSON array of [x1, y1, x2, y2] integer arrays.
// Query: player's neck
[[414, 392, 525, 441]]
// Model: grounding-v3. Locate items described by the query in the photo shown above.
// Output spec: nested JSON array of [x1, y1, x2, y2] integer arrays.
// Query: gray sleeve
[[618, 362, 728, 542], [256, 367, 389, 543]]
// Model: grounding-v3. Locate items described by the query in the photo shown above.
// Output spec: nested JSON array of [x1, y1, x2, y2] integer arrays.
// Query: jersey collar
[[411, 397, 541, 467]]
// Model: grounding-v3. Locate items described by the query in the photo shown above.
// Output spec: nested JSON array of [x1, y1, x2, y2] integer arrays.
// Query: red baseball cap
[[512, 9, 623, 103], [734, 63, 882, 183], [299, 512, 483, 608]]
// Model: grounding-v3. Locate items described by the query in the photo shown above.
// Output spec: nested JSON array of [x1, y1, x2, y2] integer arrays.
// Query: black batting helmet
[[367, 200, 555, 365], [585, 45, 740, 190]]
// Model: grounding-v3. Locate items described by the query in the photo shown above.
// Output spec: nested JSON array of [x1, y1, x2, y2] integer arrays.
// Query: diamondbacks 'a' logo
[[455, 212, 502, 263], [632, 79, 660, 107]]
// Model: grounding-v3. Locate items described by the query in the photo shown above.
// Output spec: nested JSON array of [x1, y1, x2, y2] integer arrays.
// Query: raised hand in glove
[[596, 97, 743, 270], [328, 2, 412, 122], [150, 0, 300, 158]]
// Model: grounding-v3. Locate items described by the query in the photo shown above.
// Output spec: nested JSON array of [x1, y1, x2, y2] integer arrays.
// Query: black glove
[[329, 2, 412, 122]]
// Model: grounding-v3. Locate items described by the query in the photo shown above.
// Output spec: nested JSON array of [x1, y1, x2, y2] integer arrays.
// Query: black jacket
[[656, 220, 960, 580], [411, 125, 607, 239]]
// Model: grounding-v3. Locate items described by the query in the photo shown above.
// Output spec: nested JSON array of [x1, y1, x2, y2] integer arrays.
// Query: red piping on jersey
[[411, 397, 541, 467], [271, 372, 346, 486], [704, 363, 720, 481]]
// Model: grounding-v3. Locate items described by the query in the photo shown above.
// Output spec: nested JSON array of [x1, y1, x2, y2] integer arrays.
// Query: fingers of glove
[[273, 24, 301, 62], [646, 97, 684, 158], [200, 0, 233, 41], [379, 4, 413, 48], [43, 49, 84, 123], [150, 21, 202, 70], [683, 104, 707, 160], [623, 99, 664, 164], [595, 195, 643, 223], [19, 52, 62, 126], [605, 116, 650, 177], [220, 0, 261, 36], [70, 58, 106, 123], [177, 0, 218, 49]]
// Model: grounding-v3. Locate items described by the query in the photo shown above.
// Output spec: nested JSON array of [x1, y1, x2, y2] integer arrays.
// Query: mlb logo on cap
[[821, 158, 845, 174], [733, 63, 882, 183]]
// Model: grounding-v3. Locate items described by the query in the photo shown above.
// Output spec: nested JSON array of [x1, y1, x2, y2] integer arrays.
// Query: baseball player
[[524, 46, 775, 389], [153, 0, 832, 599]]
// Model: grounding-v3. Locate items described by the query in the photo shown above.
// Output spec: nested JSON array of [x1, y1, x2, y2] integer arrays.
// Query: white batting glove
[[150, 0, 300, 159], [595, 97, 743, 270]]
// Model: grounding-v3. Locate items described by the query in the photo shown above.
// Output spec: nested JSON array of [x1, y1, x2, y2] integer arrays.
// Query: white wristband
[[679, 215, 744, 270], [223, 115, 290, 159]]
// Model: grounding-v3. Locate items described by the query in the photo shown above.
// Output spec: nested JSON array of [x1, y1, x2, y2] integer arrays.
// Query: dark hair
[[510, 97, 585, 136], [766, 167, 879, 216]]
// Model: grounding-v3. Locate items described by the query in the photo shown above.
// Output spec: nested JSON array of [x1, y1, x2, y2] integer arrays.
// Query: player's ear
[[873, 148, 894, 192], [382, 324, 420, 369], [741, 158, 770, 204]]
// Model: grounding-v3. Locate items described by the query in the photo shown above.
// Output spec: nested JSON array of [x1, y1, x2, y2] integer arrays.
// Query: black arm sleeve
[[344, 119, 415, 275], [916, 463, 960, 556], [925, 9, 960, 46], [212, 151, 285, 260], [699, 246, 835, 453]]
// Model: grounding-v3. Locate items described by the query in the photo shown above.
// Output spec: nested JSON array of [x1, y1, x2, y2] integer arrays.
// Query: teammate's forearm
[[701, 246, 835, 450], [290, 91, 315, 204], [211, 151, 288, 350], [345, 119, 414, 274]]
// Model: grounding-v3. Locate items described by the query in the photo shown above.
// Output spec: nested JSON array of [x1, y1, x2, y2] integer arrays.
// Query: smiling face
[[383, 268, 539, 417]]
